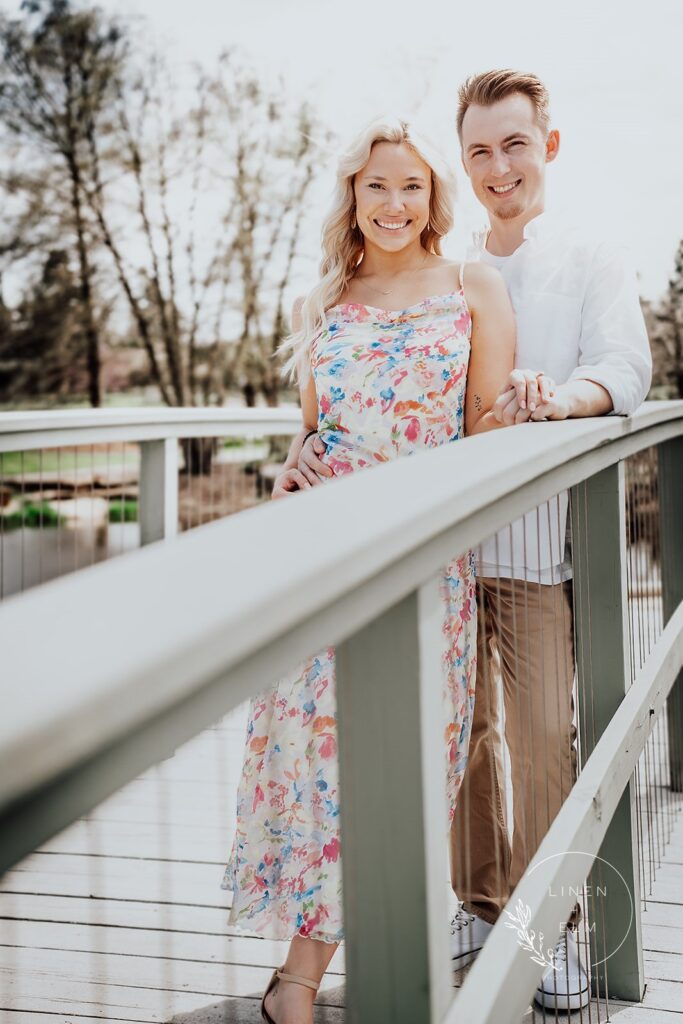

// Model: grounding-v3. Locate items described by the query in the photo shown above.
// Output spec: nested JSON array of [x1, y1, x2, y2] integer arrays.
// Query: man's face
[[460, 93, 559, 225]]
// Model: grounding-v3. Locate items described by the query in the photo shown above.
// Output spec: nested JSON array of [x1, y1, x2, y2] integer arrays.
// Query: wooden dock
[[1, 705, 681, 1023]]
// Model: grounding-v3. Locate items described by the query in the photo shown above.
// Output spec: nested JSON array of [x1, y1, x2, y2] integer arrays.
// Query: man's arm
[[529, 378, 613, 420], [561, 241, 652, 415], [495, 241, 652, 423]]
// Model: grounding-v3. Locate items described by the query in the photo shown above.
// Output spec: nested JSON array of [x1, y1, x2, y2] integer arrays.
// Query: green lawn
[[0, 449, 139, 477]]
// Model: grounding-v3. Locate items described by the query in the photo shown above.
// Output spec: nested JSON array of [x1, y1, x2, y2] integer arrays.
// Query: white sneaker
[[534, 928, 590, 1011], [450, 905, 493, 969]]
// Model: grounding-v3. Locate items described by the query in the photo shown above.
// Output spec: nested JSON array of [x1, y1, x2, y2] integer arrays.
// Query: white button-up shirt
[[469, 212, 653, 584]]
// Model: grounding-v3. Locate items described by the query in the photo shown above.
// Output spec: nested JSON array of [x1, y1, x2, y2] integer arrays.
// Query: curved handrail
[[0, 405, 302, 451], [1, 401, 681, 821]]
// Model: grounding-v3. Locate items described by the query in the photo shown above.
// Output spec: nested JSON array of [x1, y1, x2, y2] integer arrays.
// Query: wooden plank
[[643, 950, 683, 983], [0, 919, 346, 975], [0, 1006, 346, 1024], [0, 946, 345, 1004], [640, 899, 683, 929], [646, 880, 683, 904], [638, 976, 683, 1013], [597, 1005, 683, 1022], [0, 893, 233, 933], [39, 822, 233, 863], [0, 1015, 158, 1024], [2, 853, 228, 905], [642, 924, 683, 955]]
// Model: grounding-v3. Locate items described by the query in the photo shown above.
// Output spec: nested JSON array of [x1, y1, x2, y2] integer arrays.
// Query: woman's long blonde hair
[[280, 116, 457, 382]]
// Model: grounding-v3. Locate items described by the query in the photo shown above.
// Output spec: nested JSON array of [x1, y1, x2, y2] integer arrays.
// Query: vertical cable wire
[[650, 446, 671, 850], [38, 448, 44, 586], [486, 549, 505, 953], [20, 449, 25, 593], [0, 451, 5, 601], [626, 459, 648, 914], [90, 443, 96, 568], [120, 442, 126, 556], [56, 447, 63, 578], [633, 454, 655, 895], [105, 443, 111, 560], [580, 480, 604, 1018], [645, 449, 664, 870], [73, 446, 79, 575]]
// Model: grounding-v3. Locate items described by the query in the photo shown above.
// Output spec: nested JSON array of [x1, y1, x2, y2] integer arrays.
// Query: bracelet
[[302, 429, 318, 445]]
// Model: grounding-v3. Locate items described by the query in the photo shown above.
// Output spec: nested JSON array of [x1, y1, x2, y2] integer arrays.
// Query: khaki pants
[[450, 576, 578, 925]]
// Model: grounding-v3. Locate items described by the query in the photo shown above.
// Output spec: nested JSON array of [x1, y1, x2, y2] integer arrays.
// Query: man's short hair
[[456, 70, 550, 141]]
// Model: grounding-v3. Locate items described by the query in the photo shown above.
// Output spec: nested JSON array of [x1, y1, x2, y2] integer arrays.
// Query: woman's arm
[[462, 262, 516, 435], [272, 299, 319, 498]]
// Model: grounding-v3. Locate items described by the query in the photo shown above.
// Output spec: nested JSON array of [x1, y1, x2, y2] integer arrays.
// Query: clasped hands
[[493, 368, 571, 425]]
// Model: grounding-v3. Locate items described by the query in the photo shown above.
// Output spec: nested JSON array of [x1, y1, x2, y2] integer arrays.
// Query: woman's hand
[[271, 468, 311, 500], [298, 433, 332, 486], [493, 370, 556, 425]]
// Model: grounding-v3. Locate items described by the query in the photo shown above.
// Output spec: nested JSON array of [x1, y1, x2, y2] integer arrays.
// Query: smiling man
[[448, 69, 652, 1012]]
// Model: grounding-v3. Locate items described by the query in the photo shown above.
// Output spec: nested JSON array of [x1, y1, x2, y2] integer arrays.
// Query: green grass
[[0, 501, 64, 530], [0, 449, 138, 477], [108, 500, 138, 523]]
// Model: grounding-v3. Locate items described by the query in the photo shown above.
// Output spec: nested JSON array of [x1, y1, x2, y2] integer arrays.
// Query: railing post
[[335, 577, 451, 1024], [571, 462, 645, 1001], [658, 435, 683, 792], [139, 438, 179, 545]]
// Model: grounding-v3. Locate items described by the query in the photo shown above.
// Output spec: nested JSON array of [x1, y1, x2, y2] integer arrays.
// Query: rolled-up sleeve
[[568, 242, 652, 415]]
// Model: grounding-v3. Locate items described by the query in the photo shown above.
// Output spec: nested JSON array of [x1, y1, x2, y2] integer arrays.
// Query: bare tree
[[206, 56, 325, 408], [0, 7, 326, 453]]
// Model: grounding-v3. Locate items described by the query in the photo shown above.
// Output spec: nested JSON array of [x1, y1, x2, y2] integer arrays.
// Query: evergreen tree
[[0, 0, 125, 406], [0, 249, 88, 401]]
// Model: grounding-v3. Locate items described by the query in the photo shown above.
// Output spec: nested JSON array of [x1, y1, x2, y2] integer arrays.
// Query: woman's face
[[353, 141, 432, 253]]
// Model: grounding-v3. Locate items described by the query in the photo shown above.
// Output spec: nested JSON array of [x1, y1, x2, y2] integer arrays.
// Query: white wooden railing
[[0, 407, 301, 544], [1, 401, 682, 1024]]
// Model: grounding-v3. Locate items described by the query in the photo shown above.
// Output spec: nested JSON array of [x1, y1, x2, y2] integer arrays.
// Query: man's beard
[[492, 202, 524, 222]]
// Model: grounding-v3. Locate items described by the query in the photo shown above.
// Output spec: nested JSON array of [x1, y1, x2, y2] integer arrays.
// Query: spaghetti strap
[[458, 261, 466, 292]]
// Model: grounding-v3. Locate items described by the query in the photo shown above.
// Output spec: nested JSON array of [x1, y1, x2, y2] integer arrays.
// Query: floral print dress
[[222, 287, 477, 943]]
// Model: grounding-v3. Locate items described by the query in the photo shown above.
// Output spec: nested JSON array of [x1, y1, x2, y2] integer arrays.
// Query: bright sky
[[8, 0, 683, 298]]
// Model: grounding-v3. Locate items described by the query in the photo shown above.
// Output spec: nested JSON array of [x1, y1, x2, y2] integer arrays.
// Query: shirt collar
[[471, 210, 549, 255]]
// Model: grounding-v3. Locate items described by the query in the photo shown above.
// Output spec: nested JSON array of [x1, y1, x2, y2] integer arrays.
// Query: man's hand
[[493, 369, 556, 425], [271, 468, 311, 500], [298, 432, 332, 486], [529, 385, 574, 421]]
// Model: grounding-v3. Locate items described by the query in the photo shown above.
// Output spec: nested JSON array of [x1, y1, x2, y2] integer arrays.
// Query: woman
[[222, 117, 515, 1024]]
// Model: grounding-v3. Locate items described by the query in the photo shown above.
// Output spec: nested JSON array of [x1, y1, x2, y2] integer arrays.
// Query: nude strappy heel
[[261, 966, 320, 1024]]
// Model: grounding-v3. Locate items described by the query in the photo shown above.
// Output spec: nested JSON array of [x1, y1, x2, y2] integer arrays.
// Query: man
[[274, 70, 652, 1012]]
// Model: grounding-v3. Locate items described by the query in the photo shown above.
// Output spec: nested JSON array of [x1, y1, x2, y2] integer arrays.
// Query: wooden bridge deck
[[1, 704, 681, 1023]]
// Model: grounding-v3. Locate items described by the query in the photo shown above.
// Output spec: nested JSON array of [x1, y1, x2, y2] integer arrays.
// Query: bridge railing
[[0, 406, 301, 599], [0, 401, 681, 1023]]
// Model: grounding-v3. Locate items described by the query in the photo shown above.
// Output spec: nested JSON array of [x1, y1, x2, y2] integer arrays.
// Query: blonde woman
[[222, 117, 515, 1024]]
